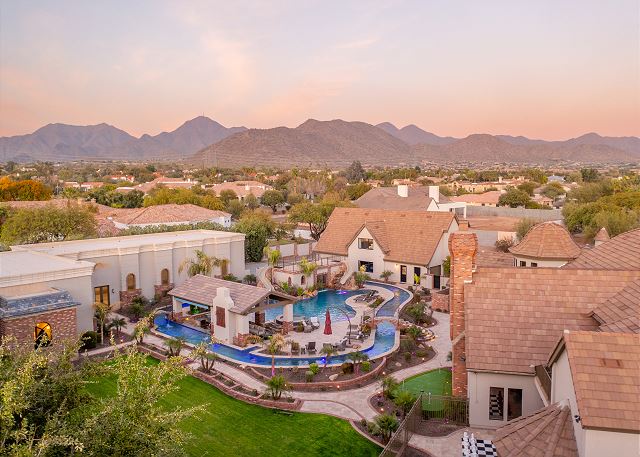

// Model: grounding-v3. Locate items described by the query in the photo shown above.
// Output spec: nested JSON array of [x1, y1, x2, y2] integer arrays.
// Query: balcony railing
[[535, 364, 552, 400]]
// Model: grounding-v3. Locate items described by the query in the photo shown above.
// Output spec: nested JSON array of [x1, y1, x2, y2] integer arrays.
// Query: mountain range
[[1, 117, 638, 166]]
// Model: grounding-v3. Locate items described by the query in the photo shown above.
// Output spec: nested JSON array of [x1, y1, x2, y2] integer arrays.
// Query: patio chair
[[309, 316, 320, 329], [303, 321, 313, 333], [306, 341, 317, 354]]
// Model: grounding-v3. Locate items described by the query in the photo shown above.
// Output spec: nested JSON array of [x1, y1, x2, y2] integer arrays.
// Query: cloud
[[335, 37, 379, 49]]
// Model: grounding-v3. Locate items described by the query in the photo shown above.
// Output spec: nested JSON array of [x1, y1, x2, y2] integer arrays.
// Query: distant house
[[449, 190, 502, 207], [509, 221, 581, 267], [104, 204, 231, 229], [356, 184, 467, 218], [205, 180, 272, 201], [547, 175, 566, 183], [135, 176, 199, 194], [314, 207, 459, 288]]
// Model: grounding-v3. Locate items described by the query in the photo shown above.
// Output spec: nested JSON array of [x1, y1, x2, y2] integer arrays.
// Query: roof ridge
[[544, 406, 569, 457], [507, 407, 561, 456]]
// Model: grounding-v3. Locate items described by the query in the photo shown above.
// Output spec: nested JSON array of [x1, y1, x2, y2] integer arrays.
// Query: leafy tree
[[347, 351, 368, 374], [109, 317, 127, 337], [495, 238, 515, 252], [261, 190, 285, 212], [517, 181, 536, 196], [498, 188, 531, 208], [226, 199, 245, 219], [190, 340, 218, 373], [541, 181, 565, 199], [0, 204, 97, 245], [0, 177, 52, 201], [264, 247, 282, 267], [94, 301, 112, 344], [374, 414, 399, 443], [262, 334, 287, 376], [580, 168, 600, 182], [381, 375, 399, 399], [286, 192, 304, 206], [244, 193, 260, 210], [218, 189, 238, 205], [567, 180, 613, 204], [234, 210, 275, 262], [586, 208, 639, 239], [346, 182, 372, 200], [442, 256, 451, 277], [134, 315, 153, 343], [345, 161, 366, 183], [266, 375, 289, 400], [288, 201, 336, 241], [165, 337, 186, 357], [320, 345, 337, 369], [393, 390, 416, 418], [515, 218, 539, 241], [298, 256, 317, 280]]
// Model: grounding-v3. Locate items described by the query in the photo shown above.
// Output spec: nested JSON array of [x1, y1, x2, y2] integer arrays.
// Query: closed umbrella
[[323, 309, 332, 335]]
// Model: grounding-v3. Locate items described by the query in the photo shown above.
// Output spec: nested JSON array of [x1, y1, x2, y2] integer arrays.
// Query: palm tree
[[266, 375, 289, 400], [190, 340, 218, 373], [374, 414, 399, 443], [263, 334, 287, 376], [263, 247, 282, 268], [93, 301, 111, 344], [382, 375, 399, 399], [393, 390, 416, 418], [134, 314, 153, 343], [179, 250, 228, 277], [298, 256, 317, 281], [348, 350, 369, 374], [109, 317, 126, 338], [380, 270, 393, 282], [406, 325, 422, 345], [165, 337, 186, 357], [320, 345, 337, 369]]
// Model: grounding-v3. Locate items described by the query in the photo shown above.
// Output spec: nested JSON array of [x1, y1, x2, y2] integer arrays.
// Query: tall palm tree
[[298, 257, 317, 282], [109, 317, 126, 337], [320, 345, 337, 369], [263, 247, 282, 268], [348, 350, 369, 374], [374, 414, 399, 443], [179, 250, 228, 277], [263, 334, 287, 376], [93, 301, 111, 344]]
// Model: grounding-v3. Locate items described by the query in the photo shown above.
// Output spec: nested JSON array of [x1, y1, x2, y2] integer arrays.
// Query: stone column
[[282, 303, 294, 334], [448, 229, 477, 398]]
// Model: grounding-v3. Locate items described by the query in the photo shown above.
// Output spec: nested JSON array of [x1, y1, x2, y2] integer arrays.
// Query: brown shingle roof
[[591, 280, 640, 334], [475, 246, 514, 268], [314, 207, 455, 266], [509, 222, 581, 260], [168, 274, 295, 314], [564, 228, 640, 270], [465, 267, 640, 374], [355, 186, 435, 211], [108, 204, 229, 225], [553, 331, 640, 432], [493, 402, 578, 457]]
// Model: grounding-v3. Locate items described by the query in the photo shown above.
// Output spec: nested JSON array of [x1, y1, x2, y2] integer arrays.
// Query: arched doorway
[[34, 322, 52, 348]]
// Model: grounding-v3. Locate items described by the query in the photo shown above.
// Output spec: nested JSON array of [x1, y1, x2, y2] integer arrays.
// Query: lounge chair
[[355, 291, 374, 302], [309, 316, 320, 329], [306, 341, 317, 354]]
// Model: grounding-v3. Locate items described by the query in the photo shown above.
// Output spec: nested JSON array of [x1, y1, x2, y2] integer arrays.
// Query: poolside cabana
[[168, 275, 297, 346]]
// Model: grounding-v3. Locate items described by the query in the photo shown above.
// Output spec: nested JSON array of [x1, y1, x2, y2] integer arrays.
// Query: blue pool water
[[370, 281, 412, 317], [264, 289, 362, 322], [154, 314, 396, 367]]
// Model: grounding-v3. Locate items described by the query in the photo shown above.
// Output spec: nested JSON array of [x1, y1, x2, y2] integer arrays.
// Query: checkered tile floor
[[461, 438, 497, 456]]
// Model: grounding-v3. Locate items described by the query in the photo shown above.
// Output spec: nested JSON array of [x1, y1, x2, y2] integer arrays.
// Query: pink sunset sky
[[1, 0, 638, 139]]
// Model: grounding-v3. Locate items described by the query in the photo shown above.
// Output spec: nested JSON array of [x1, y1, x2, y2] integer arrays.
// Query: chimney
[[458, 219, 469, 231], [212, 286, 234, 308], [448, 231, 478, 398], [397, 184, 409, 198], [498, 176, 503, 183], [428, 185, 440, 203]]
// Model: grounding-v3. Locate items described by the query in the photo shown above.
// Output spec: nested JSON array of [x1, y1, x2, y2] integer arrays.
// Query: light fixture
[[574, 415, 581, 423]]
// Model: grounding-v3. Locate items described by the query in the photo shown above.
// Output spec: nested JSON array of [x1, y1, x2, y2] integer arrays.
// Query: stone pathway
[[409, 427, 496, 457]]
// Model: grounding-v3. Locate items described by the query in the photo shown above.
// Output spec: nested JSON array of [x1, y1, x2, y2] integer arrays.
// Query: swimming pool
[[369, 281, 412, 317], [264, 289, 362, 322], [153, 314, 397, 367]]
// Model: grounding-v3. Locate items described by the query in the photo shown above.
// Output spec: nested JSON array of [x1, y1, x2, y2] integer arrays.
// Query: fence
[[379, 393, 469, 457], [466, 205, 562, 220]]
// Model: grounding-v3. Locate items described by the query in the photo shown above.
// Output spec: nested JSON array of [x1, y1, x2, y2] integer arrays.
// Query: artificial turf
[[85, 359, 381, 457], [396, 368, 453, 396]]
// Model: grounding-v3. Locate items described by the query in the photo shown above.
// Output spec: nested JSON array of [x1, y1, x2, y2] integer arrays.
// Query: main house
[[0, 230, 245, 346], [313, 207, 458, 289], [447, 227, 639, 456]]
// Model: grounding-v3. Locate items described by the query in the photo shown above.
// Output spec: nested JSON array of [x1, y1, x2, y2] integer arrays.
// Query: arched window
[[161, 268, 170, 286], [300, 275, 306, 285], [34, 322, 52, 348], [126, 273, 136, 291]]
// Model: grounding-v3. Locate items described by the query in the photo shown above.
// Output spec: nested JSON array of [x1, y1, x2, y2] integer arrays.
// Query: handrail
[[535, 364, 552, 400]]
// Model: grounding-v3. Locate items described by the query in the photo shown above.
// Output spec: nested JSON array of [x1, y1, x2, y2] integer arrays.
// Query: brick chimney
[[448, 231, 477, 398]]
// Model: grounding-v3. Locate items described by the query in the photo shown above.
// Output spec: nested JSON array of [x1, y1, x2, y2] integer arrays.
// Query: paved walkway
[[410, 427, 496, 457]]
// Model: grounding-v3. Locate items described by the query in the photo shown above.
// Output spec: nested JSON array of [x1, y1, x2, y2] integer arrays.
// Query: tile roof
[[493, 402, 578, 457], [168, 274, 295, 314], [355, 186, 436, 211], [553, 331, 640, 432], [314, 207, 455, 266], [475, 246, 515, 268], [449, 191, 502, 205], [591, 280, 640, 334], [564, 228, 640, 270], [467, 216, 520, 232], [464, 267, 640, 374], [509, 222, 581, 260], [107, 204, 229, 226], [209, 181, 271, 198]]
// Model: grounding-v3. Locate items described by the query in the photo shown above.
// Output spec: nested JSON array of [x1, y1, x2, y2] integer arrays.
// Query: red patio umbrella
[[323, 309, 332, 335]]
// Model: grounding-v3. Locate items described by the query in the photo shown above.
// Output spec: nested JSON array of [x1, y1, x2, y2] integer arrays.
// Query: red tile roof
[[564, 228, 640, 270], [107, 204, 229, 226], [509, 222, 581, 260], [590, 279, 640, 334], [314, 207, 455, 266], [593, 227, 610, 242]]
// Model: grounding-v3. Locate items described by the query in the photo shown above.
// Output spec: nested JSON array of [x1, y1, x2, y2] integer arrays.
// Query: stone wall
[[0, 307, 77, 345], [431, 289, 450, 312], [119, 289, 142, 307], [154, 283, 174, 306]]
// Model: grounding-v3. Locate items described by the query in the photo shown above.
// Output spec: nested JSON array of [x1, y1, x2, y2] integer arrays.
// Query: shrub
[[129, 300, 146, 319], [495, 238, 514, 252], [404, 351, 412, 362], [416, 348, 429, 358], [222, 274, 240, 282], [80, 331, 98, 350], [341, 362, 354, 374], [361, 361, 371, 372], [305, 370, 315, 382], [309, 362, 320, 375]]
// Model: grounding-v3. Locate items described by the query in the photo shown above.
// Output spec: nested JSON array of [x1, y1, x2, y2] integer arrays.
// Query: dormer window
[[358, 238, 374, 250]]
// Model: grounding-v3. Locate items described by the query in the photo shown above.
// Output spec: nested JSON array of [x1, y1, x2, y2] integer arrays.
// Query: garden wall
[[431, 290, 450, 313]]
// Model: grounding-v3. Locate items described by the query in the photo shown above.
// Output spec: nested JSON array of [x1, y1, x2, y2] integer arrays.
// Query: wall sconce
[[459, 355, 466, 362], [574, 415, 581, 423]]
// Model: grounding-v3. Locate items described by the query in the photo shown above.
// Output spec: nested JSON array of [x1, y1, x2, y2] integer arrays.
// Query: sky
[[1, 0, 638, 139]]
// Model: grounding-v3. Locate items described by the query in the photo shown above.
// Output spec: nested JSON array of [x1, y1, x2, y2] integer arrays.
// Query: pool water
[[369, 281, 412, 317], [153, 314, 396, 367], [264, 289, 362, 322]]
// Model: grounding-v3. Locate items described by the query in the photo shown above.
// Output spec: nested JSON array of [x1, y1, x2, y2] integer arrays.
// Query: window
[[489, 387, 504, 420], [531, 262, 538, 268], [358, 238, 374, 250], [507, 388, 523, 420], [300, 275, 306, 285], [358, 260, 374, 273], [34, 322, 52, 348], [216, 306, 226, 328], [94, 285, 110, 305], [519, 261, 526, 267], [126, 273, 136, 291], [161, 268, 170, 285]]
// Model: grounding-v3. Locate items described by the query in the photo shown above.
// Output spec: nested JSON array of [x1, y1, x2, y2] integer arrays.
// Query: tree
[[298, 256, 317, 281], [347, 351, 368, 374], [320, 345, 337, 369], [393, 390, 416, 418], [580, 168, 600, 183], [94, 301, 112, 344], [261, 190, 285, 212], [380, 270, 393, 282], [288, 200, 347, 240], [190, 340, 218, 374], [286, 192, 304, 206], [134, 314, 153, 343], [179, 249, 227, 277], [381, 375, 399, 399], [165, 337, 186, 357], [264, 247, 282, 267], [226, 199, 246, 219], [234, 210, 275, 262], [374, 414, 399, 443], [109, 317, 127, 337], [515, 218, 539, 241], [541, 181, 565, 199], [498, 188, 531, 208], [266, 375, 289, 400], [262, 334, 287, 376], [219, 189, 238, 205], [346, 182, 372, 200], [517, 181, 536, 196], [0, 177, 52, 201], [244, 193, 260, 210], [587, 208, 639, 239], [0, 204, 97, 245], [495, 238, 514, 252], [442, 256, 451, 277], [345, 161, 366, 184]]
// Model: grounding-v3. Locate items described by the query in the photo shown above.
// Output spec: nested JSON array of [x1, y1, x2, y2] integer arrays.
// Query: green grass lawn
[[396, 368, 452, 412], [86, 359, 380, 457]]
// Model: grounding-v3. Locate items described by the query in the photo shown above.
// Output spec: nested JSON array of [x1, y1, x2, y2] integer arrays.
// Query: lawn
[[396, 368, 452, 413], [86, 358, 380, 457]]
